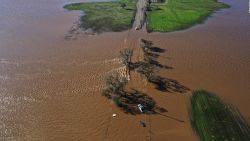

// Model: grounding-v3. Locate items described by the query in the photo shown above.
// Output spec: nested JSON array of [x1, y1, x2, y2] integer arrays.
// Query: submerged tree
[[120, 48, 133, 66], [120, 48, 133, 78], [104, 73, 128, 96], [140, 39, 153, 49], [140, 39, 152, 57], [136, 62, 156, 80], [140, 39, 157, 64]]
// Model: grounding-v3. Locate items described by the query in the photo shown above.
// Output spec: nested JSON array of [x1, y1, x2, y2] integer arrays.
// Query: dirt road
[[134, 0, 147, 29]]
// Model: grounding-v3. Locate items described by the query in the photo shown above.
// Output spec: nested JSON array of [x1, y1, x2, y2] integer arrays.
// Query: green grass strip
[[64, 0, 137, 32], [190, 90, 250, 141], [147, 0, 230, 32]]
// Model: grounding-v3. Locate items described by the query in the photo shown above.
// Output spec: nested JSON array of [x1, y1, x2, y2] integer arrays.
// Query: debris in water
[[139, 120, 146, 127]]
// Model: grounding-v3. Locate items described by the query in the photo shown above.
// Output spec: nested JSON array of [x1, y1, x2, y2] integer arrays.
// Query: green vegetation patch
[[147, 0, 230, 32], [64, 0, 137, 32], [190, 90, 250, 141]]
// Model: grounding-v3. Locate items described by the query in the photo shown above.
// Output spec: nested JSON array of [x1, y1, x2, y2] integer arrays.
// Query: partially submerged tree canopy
[[136, 62, 156, 80], [140, 39, 153, 49], [105, 73, 128, 95], [120, 48, 133, 66]]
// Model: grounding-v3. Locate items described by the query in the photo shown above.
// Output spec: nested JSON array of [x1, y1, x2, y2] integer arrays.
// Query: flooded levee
[[0, 0, 249, 140]]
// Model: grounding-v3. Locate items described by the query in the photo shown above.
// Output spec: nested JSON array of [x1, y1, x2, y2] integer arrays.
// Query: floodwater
[[0, 0, 249, 140]]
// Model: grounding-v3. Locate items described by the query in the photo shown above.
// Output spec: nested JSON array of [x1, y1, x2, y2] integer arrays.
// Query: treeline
[[102, 39, 179, 114]]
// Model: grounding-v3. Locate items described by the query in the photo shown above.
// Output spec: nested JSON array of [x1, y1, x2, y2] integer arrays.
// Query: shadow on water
[[103, 88, 185, 122], [134, 39, 189, 93], [157, 112, 185, 123], [103, 39, 189, 120], [149, 75, 190, 93], [103, 88, 167, 115], [149, 59, 174, 69], [131, 60, 188, 93], [149, 46, 166, 53]]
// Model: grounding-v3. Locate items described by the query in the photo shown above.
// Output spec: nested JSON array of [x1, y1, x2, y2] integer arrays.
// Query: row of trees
[[103, 39, 158, 103], [120, 48, 133, 68], [102, 48, 133, 106], [138, 39, 159, 80], [102, 39, 162, 113], [118, 39, 160, 82], [102, 39, 189, 114]]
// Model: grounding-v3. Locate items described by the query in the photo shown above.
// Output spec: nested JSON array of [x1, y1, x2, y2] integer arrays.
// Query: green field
[[147, 0, 229, 32], [64, 0, 137, 32], [190, 90, 250, 141]]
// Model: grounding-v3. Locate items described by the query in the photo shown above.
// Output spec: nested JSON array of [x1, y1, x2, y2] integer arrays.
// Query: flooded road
[[0, 0, 249, 140]]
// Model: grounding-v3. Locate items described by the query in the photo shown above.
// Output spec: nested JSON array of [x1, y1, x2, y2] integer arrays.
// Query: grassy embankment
[[63, 0, 137, 32], [147, 0, 230, 32], [190, 90, 250, 141]]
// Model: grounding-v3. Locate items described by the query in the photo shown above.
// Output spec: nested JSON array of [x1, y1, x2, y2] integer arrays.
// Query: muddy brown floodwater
[[0, 0, 249, 140]]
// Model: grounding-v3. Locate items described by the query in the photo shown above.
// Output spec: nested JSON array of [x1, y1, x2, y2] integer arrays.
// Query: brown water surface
[[0, 0, 249, 140]]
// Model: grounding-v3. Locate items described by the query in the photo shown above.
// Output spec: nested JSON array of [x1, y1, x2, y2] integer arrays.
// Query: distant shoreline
[[63, 0, 137, 33], [147, 0, 230, 32], [64, 0, 229, 33]]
